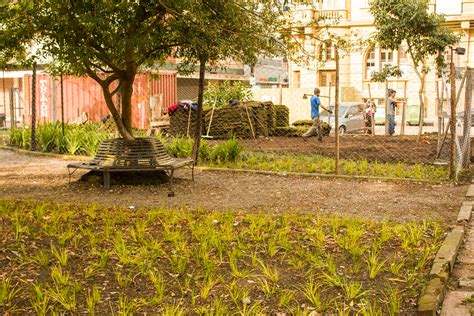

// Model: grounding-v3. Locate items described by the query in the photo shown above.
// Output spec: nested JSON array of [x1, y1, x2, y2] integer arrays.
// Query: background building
[[285, 0, 473, 123]]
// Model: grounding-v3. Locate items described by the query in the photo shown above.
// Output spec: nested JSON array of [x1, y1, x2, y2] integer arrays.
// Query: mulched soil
[[0, 149, 467, 224], [214, 135, 442, 164]]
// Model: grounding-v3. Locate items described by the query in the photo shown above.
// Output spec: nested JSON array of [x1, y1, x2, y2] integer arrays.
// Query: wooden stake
[[335, 46, 340, 175], [400, 80, 407, 135]]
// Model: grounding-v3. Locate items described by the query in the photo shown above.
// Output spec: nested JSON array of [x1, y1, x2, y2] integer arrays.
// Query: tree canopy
[[370, 0, 458, 136], [2, 0, 291, 140]]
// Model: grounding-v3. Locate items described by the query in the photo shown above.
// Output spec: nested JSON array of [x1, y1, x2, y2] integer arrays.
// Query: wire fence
[[2, 67, 473, 180]]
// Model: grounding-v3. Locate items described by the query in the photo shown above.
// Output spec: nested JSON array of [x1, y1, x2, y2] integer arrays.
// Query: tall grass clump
[[209, 137, 242, 163]]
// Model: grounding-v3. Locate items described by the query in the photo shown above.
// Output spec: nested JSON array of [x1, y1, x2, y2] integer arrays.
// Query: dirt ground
[[0, 148, 467, 224], [221, 135, 441, 164]]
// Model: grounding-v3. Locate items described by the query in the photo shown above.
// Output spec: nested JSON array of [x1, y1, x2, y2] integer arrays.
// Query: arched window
[[365, 47, 376, 79]]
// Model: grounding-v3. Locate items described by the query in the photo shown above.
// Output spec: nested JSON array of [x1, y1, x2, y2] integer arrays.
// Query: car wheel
[[339, 126, 346, 135]]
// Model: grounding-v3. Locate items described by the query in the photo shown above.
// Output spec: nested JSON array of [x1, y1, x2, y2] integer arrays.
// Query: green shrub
[[37, 123, 61, 152], [165, 137, 194, 158], [210, 137, 242, 163]]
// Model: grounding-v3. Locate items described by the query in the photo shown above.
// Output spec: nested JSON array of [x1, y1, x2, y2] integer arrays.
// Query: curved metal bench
[[67, 138, 194, 196]]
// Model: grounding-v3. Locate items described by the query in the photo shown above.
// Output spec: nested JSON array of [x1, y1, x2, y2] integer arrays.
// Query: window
[[380, 48, 394, 68], [293, 70, 301, 88], [319, 70, 336, 87], [318, 41, 334, 61], [398, 47, 408, 77], [365, 48, 375, 79]]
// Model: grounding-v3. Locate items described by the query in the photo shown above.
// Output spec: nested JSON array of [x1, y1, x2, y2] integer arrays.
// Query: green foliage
[[370, 0, 458, 73], [0, 200, 447, 314], [371, 65, 403, 83], [209, 137, 242, 163], [8, 123, 111, 155], [203, 81, 253, 109]]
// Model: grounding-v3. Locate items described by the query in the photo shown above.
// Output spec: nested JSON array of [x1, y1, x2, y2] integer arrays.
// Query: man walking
[[302, 88, 332, 141]]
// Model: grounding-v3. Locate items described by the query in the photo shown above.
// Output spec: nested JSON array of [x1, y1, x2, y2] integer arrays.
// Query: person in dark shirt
[[387, 90, 397, 136]]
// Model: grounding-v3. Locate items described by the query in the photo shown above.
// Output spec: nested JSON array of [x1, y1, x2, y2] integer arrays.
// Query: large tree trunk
[[120, 75, 135, 136], [192, 58, 207, 164], [101, 84, 134, 140]]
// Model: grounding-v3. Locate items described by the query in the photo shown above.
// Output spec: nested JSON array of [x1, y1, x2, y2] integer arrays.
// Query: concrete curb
[[197, 166, 448, 185], [418, 227, 465, 315], [417, 184, 474, 315]]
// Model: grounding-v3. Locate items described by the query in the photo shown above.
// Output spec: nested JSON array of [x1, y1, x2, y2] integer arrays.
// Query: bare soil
[[221, 135, 441, 164], [0, 149, 467, 224]]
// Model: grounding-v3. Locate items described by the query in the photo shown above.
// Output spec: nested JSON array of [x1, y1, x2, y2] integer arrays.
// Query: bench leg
[[168, 169, 175, 197], [104, 170, 111, 189]]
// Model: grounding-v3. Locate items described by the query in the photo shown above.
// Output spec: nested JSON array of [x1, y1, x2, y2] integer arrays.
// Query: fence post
[[335, 46, 340, 175], [449, 55, 456, 179], [31, 62, 37, 151], [462, 68, 472, 168], [60, 74, 65, 136], [400, 80, 407, 135], [385, 80, 389, 135]]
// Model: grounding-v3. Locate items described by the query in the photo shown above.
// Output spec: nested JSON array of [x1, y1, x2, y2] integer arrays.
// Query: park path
[[0, 148, 468, 224], [441, 187, 474, 315]]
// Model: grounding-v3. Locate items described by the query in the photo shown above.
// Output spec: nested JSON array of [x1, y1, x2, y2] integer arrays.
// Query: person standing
[[387, 89, 397, 136], [302, 88, 332, 142], [364, 99, 376, 134]]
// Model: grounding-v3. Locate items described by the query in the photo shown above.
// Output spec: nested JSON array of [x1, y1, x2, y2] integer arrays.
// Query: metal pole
[[60, 73, 65, 136], [328, 81, 332, 126], [335, 46, 340, 175], [385, 80, 389, 135], [400, 80, 407, 135], [31, 62, 37, 151], [2, 70, 6, 122], [449, 49, 456, 179], [462, 68, 472, 168]]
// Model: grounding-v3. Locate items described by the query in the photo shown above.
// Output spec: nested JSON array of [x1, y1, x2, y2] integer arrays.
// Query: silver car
[[320, 102, 366, 135]]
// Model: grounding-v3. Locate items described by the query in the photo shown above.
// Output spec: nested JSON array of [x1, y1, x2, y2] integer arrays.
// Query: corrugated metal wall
[[23, 72, 177, 128]]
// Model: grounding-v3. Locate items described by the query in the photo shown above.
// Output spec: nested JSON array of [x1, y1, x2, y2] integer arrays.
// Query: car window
[[346, 106, 360, 116]]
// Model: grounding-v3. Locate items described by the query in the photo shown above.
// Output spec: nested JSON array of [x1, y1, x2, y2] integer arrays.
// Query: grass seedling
[[50, 243, 68, 266], [30, 284, 50, 316], [358, 299, 383, 316], [46, 284, 77, 312], [341, 279, 366, 301], [257, 278, 277, 297], [388, 259, 406, 276], [229, 252, 251, 278], [301, 275, 324, 310], [365, 250, 386, 280], [148, 271, 165, 304], [86, 287, 101, 316], [200, 277, 218, 300], [0, 276, 20, 311], [227, 281, 249, 307], [50, 265, 70, 286], [278, 289, 295, 308], [115, 272, 132, 288], [117, 294, 143, 316], [257, 259, 279, 282], [31, 250, 50, 267], [383, 285, 402, 316], [161, 301, 186, 316]]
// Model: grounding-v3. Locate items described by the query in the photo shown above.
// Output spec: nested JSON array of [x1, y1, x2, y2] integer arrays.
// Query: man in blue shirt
[[302, 88, 332, 142]]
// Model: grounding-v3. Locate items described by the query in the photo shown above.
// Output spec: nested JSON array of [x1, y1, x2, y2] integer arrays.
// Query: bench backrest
[[91, 138, 180, 167]]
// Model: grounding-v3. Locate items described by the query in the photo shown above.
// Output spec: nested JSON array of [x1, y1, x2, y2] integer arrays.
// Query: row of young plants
[[166, 137, 449, 181], [8, 123, 112, 156], [7, 124, 449, 180], [1, 200, 446, 315]]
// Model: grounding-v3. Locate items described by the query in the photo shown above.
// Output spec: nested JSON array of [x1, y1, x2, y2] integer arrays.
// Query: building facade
[[288, 0, 474, 120]]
